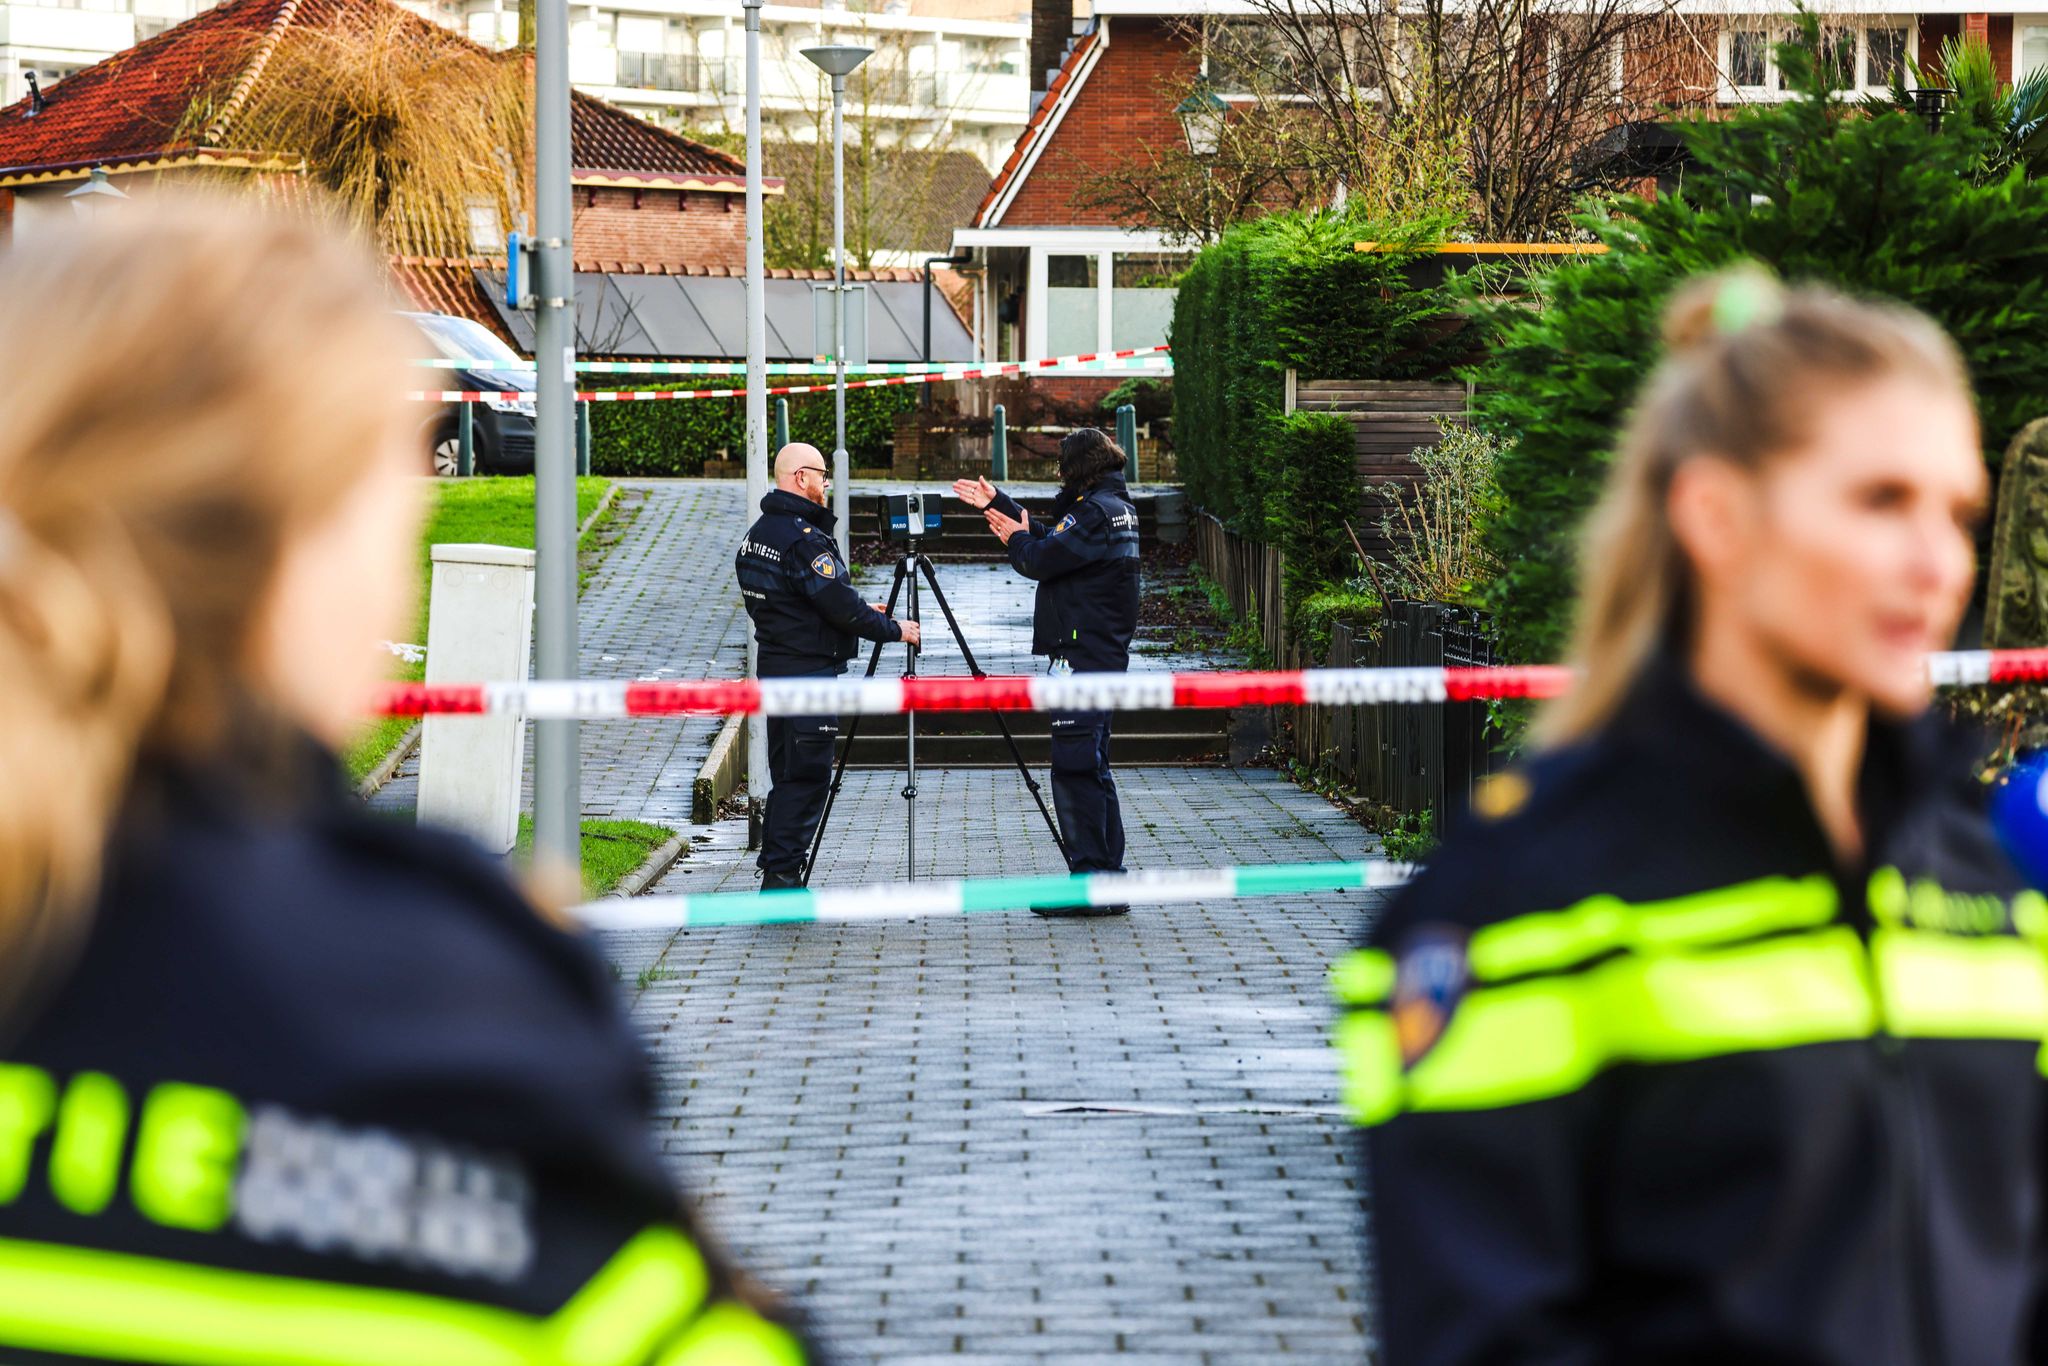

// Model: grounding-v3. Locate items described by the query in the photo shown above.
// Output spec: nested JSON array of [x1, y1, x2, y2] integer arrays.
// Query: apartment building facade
[[1, 0, 1032, 168]]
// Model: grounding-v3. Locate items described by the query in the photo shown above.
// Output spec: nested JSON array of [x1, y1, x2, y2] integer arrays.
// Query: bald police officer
[[738, 444, 920, 888]]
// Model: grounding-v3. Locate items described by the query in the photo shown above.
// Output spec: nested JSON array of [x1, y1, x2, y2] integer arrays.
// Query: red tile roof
[[0, 0, 299, 182], [570, 92, 748, 187], [0, 0, 758, 187], [972, 23, 1100, 229]]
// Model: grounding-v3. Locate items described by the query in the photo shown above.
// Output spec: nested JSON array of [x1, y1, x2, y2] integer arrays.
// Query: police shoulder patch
[[1391, 925, 1469, 1069], [811, 553, 838, 579], [1054, 514, 1077, 533]]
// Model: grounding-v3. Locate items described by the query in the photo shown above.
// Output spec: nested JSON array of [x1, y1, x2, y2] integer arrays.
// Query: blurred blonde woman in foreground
[[0, 199, 807, 1365], [1337, 270, 2046, 1364]]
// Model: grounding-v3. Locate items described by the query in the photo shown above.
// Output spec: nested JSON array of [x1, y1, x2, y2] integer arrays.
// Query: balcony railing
[[613, 51, 738, 94]]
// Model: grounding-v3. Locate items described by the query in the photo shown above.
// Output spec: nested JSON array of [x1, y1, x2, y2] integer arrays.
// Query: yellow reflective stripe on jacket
[[0, 1226, 794, 1366], [1405, 928, 1876, 1114], [1329, 949, 1395, 1006], [1465, 876, 1837, 981], [1333, 1009, 1401, 1126], [1872, 928, 2048, 1039], [1343, 921, 2048, 1124], [544, 1227, 711, 1366], [655, 1303, 806, 1366], [0, 1235, 536, 1366]]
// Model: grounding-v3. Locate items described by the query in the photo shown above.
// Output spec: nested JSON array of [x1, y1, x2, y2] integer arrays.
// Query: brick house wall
[[573, 186, 745, 269], [1001, 18, 1198, 228]]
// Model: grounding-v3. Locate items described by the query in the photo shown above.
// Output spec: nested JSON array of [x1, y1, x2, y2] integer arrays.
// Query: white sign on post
[[417, 543, 536, 853]]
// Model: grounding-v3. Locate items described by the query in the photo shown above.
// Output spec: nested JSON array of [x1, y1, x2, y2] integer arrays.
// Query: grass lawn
[[515, 816, 675, 897], [343, 476, 612, 784]]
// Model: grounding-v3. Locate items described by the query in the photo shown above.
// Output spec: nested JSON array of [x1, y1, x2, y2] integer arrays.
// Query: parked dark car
[[405, 312, 537, 477]]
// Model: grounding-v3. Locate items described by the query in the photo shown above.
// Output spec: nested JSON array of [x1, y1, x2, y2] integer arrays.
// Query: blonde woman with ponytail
[[0, 199, 808, 1364], [1337, 268, 2046, 1364]]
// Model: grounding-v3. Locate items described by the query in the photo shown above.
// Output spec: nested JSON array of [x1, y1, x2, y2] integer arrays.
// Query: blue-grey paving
[[615, 770, 1385, 1363]]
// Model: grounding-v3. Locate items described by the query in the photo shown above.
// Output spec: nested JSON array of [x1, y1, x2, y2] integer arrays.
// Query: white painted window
[[2024, 25, 2048, 78], [1720, 24, 1908, 98], [1045, 255, 1099, 359], [1110, 253, 1183, 352]]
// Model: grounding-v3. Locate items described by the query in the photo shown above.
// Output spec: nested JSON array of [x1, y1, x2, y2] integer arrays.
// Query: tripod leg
[[916, 555, 1070, 865], [905, 555, 920, 880], [800, 555, 910, 886]]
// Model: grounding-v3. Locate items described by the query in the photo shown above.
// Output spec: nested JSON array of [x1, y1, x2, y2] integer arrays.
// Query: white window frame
[[1718, 21, 1913, 102], [992, 230, 1183, 369]]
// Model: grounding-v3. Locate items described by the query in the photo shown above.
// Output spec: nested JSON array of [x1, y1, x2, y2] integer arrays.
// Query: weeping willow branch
[[178, 6, 528, 257]]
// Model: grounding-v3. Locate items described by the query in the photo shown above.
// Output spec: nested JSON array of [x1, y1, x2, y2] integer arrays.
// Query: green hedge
[[1472, 23, 2048, 665], [1273, 411, 1362, 613], [1169, 208, 1466, 538], [588, 386, 917, 476]]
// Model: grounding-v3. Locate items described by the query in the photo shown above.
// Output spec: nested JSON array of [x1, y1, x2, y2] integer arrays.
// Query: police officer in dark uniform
[[738, 443, 918, 888], [1336, 275, 2044, 1364], [955, 430, 1140, 909], [0, 204, 807, 1363]]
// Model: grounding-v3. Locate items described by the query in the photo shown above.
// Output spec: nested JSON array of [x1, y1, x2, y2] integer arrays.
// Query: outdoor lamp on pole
[[801, 42, 872, 561], [1913, 85, 1954, 134], [1176, 82, 1228, 158], [65, 166, 128, 220]]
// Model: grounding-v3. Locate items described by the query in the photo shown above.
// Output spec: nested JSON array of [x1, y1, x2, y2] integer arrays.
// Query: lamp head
[[801, 44, 873, 78]]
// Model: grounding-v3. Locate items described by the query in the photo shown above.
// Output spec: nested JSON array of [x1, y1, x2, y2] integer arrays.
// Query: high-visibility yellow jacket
[[1336, 662, 2048, 1365], [0, 754, 805, 1366]]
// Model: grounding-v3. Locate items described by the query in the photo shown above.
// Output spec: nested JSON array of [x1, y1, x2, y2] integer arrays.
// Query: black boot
[[760, 870, 803, 891]]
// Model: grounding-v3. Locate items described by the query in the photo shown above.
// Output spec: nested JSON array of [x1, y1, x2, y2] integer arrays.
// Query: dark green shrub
[[1272, 410, 1363, 613], [1295, 585, 1382, 662], [1170, 210, 1466, 536], [587, 386, 917, 476], [1473, 20, 2048, 665]]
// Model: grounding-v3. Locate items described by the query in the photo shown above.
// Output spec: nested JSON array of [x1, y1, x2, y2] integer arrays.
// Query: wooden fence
[[1194, 513, 1506, 831]]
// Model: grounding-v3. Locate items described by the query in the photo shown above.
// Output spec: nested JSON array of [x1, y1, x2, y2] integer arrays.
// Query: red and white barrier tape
[[374, 665, 1556, 719], [369, 652, 2048, 720], [409, 355, 1169, 403], [408, 345, 1172, 377]]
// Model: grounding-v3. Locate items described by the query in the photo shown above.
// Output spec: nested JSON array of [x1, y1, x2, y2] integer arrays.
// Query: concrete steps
[[839, 706, 1228, 768]]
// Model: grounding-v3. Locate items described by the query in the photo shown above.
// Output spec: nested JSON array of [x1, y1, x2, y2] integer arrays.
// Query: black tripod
[[802, 543, 1067, 883]]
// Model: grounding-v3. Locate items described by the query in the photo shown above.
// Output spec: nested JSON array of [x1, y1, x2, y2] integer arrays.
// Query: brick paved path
[[612, 766, 1385, 1364]]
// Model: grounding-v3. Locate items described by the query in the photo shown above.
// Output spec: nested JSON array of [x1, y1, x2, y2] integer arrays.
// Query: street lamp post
[[801, 43, 872, 562], [532, 0, 580, 869], [743, 0, 769, 846]]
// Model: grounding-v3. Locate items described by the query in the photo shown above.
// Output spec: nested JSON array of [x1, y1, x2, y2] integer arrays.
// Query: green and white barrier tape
[[575, 860, 1416, 932]]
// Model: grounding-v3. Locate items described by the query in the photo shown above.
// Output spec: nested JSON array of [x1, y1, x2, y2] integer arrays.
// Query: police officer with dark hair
[[954, 429, 1140, 911], [739, 443, 919, 888]]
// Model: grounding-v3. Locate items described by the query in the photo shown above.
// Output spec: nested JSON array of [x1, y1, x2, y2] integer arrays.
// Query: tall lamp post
[[532, 0, 579, 869], [801, 43, 872, 562], [743, 0, 769, 845]]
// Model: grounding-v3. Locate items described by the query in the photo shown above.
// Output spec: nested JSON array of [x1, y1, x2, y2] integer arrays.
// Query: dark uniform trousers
[[762, 669, 841, 879], [991, 475, 1141, 876], [1049, 704, 1124, 873]]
